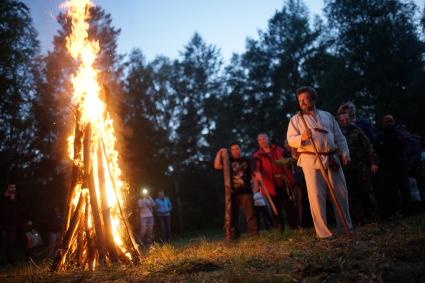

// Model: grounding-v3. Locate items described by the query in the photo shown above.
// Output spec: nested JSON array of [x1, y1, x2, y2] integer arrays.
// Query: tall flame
[[64, 0, 130, 259]]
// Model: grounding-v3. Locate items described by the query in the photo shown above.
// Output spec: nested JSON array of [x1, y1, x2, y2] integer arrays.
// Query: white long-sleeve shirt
[[287, 110, 350, 169]]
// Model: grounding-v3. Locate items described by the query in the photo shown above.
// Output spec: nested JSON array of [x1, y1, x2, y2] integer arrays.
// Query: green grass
[[1, 213, 425, 282]]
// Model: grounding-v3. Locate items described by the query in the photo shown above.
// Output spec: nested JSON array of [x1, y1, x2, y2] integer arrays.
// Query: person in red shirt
[[253, 134, 299, 230]]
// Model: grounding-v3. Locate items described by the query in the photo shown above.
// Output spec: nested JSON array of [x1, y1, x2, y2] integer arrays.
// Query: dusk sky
[[23, 0, 423, 62]]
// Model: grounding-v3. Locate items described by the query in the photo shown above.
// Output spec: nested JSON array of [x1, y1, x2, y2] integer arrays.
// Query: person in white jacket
[[286, 86, 352, 239]]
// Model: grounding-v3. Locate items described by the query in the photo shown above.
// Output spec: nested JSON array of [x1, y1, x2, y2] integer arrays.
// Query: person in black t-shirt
[[214, 143, 258, 239]]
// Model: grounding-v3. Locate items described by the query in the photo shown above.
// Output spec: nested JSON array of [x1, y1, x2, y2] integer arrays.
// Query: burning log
[[62, 110, 83, 237], [84, 125, 107, 265], [52, 192, 85, 271], [100, 138, 143, 262], [97, 144, 118, 263], [84, 195, 96, 270]]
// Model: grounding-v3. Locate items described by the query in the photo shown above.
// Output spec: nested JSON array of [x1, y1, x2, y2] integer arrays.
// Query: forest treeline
[[1, 0, 425, 231]]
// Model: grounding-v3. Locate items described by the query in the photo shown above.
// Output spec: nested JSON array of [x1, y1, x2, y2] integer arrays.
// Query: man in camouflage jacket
[[337, 113, 378, 224]]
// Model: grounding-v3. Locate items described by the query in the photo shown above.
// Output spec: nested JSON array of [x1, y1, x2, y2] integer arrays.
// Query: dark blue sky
[[23, 0, 423, 62]]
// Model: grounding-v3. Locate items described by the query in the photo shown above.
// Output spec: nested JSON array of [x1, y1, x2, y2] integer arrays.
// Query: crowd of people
[[215, 86, 425, 240]]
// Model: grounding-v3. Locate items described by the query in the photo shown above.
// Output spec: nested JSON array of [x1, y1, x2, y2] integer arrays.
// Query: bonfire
[[51, 0, 141, 271]]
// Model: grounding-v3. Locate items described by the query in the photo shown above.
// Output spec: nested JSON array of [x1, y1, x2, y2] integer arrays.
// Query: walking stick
[[298, 112, 350, 234], [254, 177, 279, 216]]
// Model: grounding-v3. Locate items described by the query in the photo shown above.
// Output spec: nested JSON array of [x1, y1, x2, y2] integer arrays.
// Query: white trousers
[[302, 166, 352, 238]]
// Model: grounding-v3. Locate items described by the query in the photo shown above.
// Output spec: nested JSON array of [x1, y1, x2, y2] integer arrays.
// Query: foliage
[[0, 0, 39, 185], [324, 0, 425, 128]]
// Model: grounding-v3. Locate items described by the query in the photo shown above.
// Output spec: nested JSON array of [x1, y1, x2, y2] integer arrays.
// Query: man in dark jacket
[[374, 115, 410, 218], [338, 113, 378, 224]]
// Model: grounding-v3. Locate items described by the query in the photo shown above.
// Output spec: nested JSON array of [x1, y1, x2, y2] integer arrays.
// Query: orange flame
[[64, 0, 130, 259]]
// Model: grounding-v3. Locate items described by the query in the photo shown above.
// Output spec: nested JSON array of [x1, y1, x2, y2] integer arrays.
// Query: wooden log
[[84, 194, 95, 271], [77, 240, 88, 269], [76, 198, 87, 267], [84, 125, 107, 265], [100, 138, 143, 262], [52, 192, 84, 271], [221, 149, 232, 240], [67, 235, 80, 266], [97, 144, 118, 262], [62, 110, 83, 238], [113, 242, 132, 265]]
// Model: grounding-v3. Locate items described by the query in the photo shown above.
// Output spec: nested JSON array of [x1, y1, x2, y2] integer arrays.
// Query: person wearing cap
[[286, 86, 352, 239]]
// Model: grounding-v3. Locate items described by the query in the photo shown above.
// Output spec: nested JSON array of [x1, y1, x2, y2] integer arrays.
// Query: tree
[[234, 0, 321, 145], [122, 49, 171, 193], [324, 0, 425, 130], [0, 0, 39, 186], [214, 54, 251, 150], [168, 33, 224, 230], [123, 34, 225, 231]]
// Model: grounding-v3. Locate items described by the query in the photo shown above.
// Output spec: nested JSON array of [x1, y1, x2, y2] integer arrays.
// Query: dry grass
[[1, 213, 425, 282]]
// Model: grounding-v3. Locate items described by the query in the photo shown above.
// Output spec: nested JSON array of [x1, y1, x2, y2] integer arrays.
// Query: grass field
[[1, 213, 424, 282]]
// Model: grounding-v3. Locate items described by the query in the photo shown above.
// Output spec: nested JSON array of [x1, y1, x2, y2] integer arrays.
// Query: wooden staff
[[298, 112, 350, 234], [255, 177, 278, 216], [221, 149, 232, 240]]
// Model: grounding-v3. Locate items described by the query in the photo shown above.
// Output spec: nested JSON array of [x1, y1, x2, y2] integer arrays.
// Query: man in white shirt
[[286, 86, 352, 239]]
